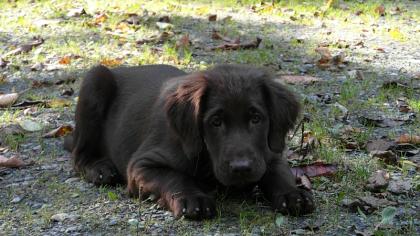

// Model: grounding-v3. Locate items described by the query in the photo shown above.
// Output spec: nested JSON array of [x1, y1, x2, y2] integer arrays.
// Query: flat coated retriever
[[65, 64, 315, 219]]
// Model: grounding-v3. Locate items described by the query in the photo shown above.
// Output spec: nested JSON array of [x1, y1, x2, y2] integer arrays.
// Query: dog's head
[[166, 65, 300, 186]]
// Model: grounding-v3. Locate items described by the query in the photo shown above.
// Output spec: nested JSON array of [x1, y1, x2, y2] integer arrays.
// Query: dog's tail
[[63, 134, 73, 152]]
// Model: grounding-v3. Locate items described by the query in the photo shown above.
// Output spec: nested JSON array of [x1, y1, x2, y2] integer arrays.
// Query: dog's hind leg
[[71, 65, 122, 186]]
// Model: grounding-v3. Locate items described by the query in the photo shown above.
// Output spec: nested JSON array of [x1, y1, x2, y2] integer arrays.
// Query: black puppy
[[65, 64, 315, 219]]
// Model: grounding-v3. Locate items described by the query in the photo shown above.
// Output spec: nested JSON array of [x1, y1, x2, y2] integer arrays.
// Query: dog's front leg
[[259, 158, 315, 216], [127, 155, 216, 220]]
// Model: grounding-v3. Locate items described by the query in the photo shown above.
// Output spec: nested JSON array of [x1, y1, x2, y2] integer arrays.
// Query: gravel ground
[[1, 1, 419, 235]]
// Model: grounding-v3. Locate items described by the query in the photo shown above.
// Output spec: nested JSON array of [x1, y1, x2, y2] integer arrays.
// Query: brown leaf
[[395, 134, 420, 145], [0, 58, 8, 68], [0, 155, 33, 168], [277, 75, 322, 85], [0, 93, 19, 107], [58, 55, 71, 65], [297, 174, 312, 190], [158, 16, 171, 23], [211, 30, 240, 44], [370, 150, 399, 165], [94, 13, 108, 25], [208, 37, 261, 51], [42, 125, 73, 138], [175, 34, 191, 49], [366, 170, 389, 192], [315, 47, 332, 65], [100, 58, 123, 67], [291, 162, 338, 178], [2, 37, 44, 57], [375, 5, 386, 16], [208, 14, 217, 21]]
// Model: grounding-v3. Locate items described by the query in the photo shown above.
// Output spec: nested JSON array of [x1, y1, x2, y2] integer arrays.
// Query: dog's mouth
[[214, 169, 265, 187]]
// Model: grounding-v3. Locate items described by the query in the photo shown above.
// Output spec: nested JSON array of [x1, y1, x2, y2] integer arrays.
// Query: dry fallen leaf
[[2, 37, 44, 58], [94, 13, 108, 25], [375, 5, 386, 16], [315, 47, 332, 66], [175, 34, 191, 49], [47, 99, 72, 108], [208, 14, 217, 21], [277, 75, 322, 85], [58, 55, 71, 65], [208, 37, 261, 51], [0, 155, 33, 168], [395, 134, 420, 145], [0, 93, 19, 107], [100, 58, 123, 67], [297, 174, 312, 190], [43, 125, 73, 138], [291, 162, 338, 178]]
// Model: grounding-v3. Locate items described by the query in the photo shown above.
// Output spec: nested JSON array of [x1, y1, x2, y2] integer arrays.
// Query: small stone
[[109, 218, 118, 226], [51, 213, 71, 222], [11, 196, 22, 203], [128, 218, 139, 226], [156, 22, 173, 30], [65, 226, 80, 233]]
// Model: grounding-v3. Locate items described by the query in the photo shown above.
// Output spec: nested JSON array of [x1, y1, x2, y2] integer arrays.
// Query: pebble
[[65, 226, 81, 233], [65, 177, 80, 184], [51, 213, 78, 222], [127, 218, 139, 226], [109, 218, 118, 226], [11, 196, 23, 203]]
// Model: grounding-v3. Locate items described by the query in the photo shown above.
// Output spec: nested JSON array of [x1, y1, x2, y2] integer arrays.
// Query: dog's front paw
[[272, 189, 315, 216], [170, 192, 216, 220]]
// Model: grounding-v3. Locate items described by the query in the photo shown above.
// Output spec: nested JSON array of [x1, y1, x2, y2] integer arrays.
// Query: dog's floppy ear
[[263, 78, 300, 153], [165, 73, 207, 158]]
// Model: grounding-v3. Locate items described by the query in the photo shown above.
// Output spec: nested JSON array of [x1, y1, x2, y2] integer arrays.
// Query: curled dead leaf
[[175, 34, 191, 49], [100, 58, 123, 67], [375, 5, 386, 16], [0, 93, 19, 107], [296, 174, 312, 190], [208, 37, 261, 51], [58, 56, 71, 65], [94, 13, 108, 25], [0, 155, 34, 168], [395, 134, 420, 145], [43, 125, 73, 138], [208, 14, 217, 21], [291, 162, 338, 178]]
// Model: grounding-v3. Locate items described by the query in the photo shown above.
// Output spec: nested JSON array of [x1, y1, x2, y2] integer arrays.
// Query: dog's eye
[[250, 113, 262, 124], [210, 116, 222, 127]]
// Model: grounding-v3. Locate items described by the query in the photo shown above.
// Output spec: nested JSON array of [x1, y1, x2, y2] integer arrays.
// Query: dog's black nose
[[229, 160, 252, 174]]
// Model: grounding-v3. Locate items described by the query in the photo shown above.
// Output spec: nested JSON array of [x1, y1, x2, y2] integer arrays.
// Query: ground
[[0, 0, 419, 235]]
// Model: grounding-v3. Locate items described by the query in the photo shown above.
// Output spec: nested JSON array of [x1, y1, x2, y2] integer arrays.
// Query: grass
[[0, 0, 419, 235]]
